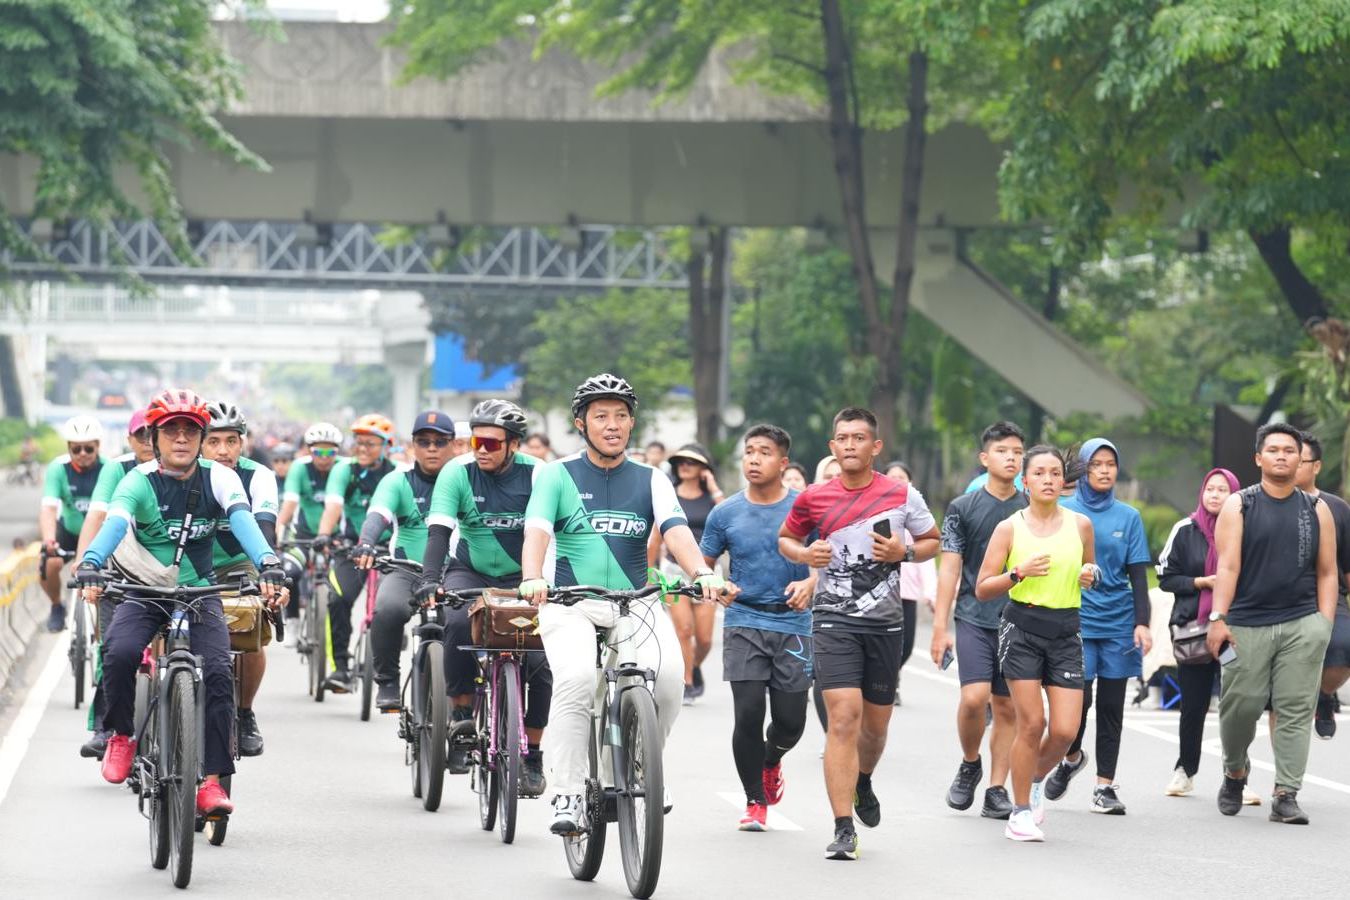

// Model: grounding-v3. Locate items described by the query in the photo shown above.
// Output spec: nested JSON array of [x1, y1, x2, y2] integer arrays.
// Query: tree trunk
[[1026, 262, 1060, 441], [1248, 227, 1332, 328], [688, 227, 727, 449]]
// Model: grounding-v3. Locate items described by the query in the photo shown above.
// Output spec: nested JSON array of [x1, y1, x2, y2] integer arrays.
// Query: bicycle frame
[[477, 650, 531, 776]]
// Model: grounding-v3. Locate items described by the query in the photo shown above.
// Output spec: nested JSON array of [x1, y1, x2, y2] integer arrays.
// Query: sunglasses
[[69, 443, 98, 454], [470, 435, 507, 453], [354, 438, 386, 450], [414, 436, 451, 449], [159, 422, 200, 438], [310, 447, 338, 459]]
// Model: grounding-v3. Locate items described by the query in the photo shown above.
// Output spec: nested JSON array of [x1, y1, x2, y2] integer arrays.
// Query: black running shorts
[[997, 619, 1084, 690], [814, 627, 903, 705]]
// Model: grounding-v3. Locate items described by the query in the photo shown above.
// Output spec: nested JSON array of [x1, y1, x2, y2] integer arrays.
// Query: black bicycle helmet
[[468, 399, 528, 439], [571, 373, 638, 420]]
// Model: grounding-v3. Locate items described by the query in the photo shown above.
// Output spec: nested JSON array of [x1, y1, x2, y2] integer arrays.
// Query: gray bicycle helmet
[[571, 373, 637, 420], [469, 399, 528, 439], [206, 400, 248, 435]]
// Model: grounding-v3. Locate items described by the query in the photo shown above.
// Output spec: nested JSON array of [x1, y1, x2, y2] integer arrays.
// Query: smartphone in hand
[[941, 647, 955, 670], [1218, 643, 1237, 666], [872, 518, 892, 540]]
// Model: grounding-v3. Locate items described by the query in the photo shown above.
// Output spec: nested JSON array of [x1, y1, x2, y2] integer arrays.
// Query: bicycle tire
[[406, 704, 422, 799], [497, 659, 522, 844], [310, 586, 328, 702], [204, 774, 231, 846], [564, 715, 606, 882], [166, 669, 199, 889], [145, 688, 169, 871], [616, 688, 663, 899], [474, 688, 497, 832], [358, 634, 374, 722], [70, 598, 87, 709], [418, 642, 447, 811]]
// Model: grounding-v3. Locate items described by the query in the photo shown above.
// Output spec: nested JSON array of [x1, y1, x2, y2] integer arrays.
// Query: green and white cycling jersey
[[42, 453, 109, 534], [213, 457, 280, 570], [367, 463, 438, 563], [524, 452, 686, 590], [282, 455, 339, 538], [326, 456, 396, 540], [87, 452, 141, 513], [106, 458, 252, 586], [428, 451, 537, 578]]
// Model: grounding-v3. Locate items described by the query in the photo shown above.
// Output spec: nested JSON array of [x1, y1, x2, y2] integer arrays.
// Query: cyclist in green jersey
[[74, 389, 285, 817], [40, 414, 109, 631], [74, 408, 155, 761], [316, 413, 397, 692], [204, 401, 281, 757], [415, 399, 552, 793], [277, 421, 343, 621], [518, 374, 728, 834], [350, 410, 454, 709]]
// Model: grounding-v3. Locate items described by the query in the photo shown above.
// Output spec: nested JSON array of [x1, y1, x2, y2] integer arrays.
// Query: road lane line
[[716, 791, 804, 830], [0, 638, 69, 808]]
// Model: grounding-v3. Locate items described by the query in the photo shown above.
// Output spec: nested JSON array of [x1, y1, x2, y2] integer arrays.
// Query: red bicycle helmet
[[145, 388, 210, 430]]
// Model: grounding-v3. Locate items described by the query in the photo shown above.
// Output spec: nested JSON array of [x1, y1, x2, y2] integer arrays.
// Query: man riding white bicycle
[[74, 389, 286, 818], [517, 374, 728, 835]]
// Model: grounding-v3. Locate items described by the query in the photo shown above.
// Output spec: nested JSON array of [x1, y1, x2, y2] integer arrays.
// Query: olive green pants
[[1219, 611, 1333, 791]]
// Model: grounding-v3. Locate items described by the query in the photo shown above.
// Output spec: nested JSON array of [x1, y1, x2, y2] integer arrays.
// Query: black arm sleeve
[[258, 516, 278, 554], [1128, 562, 1152, 628], [358, 511, 390, 549], [1157, 528, 1200, 596], [421, 523, 453, 587]]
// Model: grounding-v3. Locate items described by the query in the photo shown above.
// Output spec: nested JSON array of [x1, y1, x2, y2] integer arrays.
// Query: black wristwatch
[[903, 545, 915, 564], [1008, 567, 1023, 585]]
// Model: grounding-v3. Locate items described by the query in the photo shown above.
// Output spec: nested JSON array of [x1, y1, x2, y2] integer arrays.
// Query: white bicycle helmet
[[304, 421, 343, 446], [206, 400, 248, 434], [61, 415, 104, 443]]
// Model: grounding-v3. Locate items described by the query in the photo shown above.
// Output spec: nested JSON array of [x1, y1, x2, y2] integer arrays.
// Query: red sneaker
[[738, 802, 768, 832], [100, 734, 136, 784], [196, 781, 234, 817], [763, 763, 785, 805]]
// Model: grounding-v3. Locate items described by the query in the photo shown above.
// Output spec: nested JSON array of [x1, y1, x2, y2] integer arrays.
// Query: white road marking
[[716, 791, 804, 830], [0, 638, 70, 808]]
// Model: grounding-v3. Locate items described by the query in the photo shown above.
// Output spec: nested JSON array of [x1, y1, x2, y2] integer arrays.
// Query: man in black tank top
[[1207, 424, 1338, 824]]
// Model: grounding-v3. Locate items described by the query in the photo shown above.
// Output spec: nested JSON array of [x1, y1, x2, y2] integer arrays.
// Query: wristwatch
[[1207, 611, 1227, 623], [903, 545, 916, 564], [1008, 567, 1023, 585]]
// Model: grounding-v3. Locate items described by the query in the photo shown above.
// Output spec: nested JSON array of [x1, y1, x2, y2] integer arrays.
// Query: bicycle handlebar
[[68, 579, 260, 602], [544, 582, 705, 607], [373, 555, 423, 576]]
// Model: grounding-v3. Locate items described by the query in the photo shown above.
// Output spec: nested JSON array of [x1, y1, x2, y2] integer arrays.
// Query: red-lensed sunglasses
[[470, 435, 506, 453]]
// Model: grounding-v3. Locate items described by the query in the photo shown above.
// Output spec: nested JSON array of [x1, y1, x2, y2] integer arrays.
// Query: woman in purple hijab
[[1157, 467, 1256, 803]]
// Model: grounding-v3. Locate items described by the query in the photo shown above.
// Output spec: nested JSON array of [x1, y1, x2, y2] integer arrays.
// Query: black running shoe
[[1269, 789, 1309, 825], [981, 786, 1014, 820], [825, 826, 858, 860], [520, 755, 547, 798], [447, 707, 473, 774], [946, 758, 982, 811], [376, 681, 401, 711], [1314, 692, 1337, 740], [1217, 775, 1245, 816], [1090, 784, 1126, 815], [853, 785, 881, 828], [323, 668, 352, 693], [1044, 751, 1089, 801], [79, 729, 110, 760], [237, 709, 264, 757]]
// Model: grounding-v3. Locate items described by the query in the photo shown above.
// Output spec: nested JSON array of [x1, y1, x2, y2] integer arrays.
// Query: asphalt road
[[1, 611, 1347, 899]]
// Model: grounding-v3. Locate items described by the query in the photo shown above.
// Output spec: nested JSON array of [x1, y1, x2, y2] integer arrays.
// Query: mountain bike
[[351, 561, 380, 722], [548, 582, 705, 900], [47, 548, 93, 709], [281, 538, 331, 702], [98, 578, 259, 889]]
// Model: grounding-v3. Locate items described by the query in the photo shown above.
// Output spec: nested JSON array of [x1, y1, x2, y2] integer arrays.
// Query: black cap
[[412, 410, 454, 435]]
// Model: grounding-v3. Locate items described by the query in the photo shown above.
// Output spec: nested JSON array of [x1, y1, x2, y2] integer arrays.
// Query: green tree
[[0, 0, 267, 260], [524, 289, 690, 430]]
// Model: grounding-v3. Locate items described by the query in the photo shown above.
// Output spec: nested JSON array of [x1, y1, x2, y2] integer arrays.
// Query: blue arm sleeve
[[229, 507, 278, 568], [82, 516, 130, 567]]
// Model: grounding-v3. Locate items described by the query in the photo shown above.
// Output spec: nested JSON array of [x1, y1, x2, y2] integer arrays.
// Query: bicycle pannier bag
[[470, 588, 544, 651]]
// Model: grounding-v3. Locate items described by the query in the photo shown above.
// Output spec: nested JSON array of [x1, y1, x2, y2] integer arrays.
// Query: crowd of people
[[29, 382, 1348, 876]]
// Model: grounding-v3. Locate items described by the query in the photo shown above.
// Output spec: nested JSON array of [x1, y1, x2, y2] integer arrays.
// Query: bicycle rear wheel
[[165, 669, 199, 889], [204, 775, 231, 846], [417, 642, 447, 811], [564, 715, 606, 882], [616, 688, 663, 899], [496, 659, 521, 844], [70, 596, 87, 708], [145, 692, 169, 871], [358, 633, 374, 721], [474, 688, 498, 831], [310, 587, 328, 702]]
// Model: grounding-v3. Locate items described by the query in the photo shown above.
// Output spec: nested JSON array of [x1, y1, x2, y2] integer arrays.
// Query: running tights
[[731, 681, 809, 804], [1067, 677, 1127, 780]]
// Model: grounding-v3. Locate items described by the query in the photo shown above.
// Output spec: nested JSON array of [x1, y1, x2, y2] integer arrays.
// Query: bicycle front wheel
[[418, 642, 447, 811], [70, 597, 87, 708], [310, 587, 328, 702], [615, 688, 664, 899], [496, 659, 521, 844], [165, 669, 199, 889], [357, 633, 374, 721]]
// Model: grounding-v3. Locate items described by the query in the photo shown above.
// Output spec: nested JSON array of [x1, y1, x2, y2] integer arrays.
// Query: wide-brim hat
[[668, 443, 714, 472]]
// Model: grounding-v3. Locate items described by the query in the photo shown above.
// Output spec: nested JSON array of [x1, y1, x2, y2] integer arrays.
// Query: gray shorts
[[955, 619, 1009, 697], [722, 627, 813, 692]]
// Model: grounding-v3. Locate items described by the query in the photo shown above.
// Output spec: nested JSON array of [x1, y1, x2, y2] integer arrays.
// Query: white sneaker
[[1241, 786, 1262, 806], [550, 794, 585, 835], [1030, 779, 1046, 825], [1165, 768, 1194, 796], [1004, 809, 1044, 842]]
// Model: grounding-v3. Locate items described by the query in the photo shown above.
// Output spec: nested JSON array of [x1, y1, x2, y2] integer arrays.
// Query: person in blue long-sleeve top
[[75, 389, 286, 821], [1044, 438, 1155, 814]]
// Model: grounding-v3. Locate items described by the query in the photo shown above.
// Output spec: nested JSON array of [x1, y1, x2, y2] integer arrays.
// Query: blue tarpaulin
[[431, 334, 519, 392]]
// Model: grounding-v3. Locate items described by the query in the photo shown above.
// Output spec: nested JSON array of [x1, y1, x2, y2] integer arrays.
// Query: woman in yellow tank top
[[975, 445, 1097, 843]]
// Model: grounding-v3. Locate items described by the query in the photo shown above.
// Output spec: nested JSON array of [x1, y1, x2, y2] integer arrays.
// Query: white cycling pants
[[539, 597, 684, 796]]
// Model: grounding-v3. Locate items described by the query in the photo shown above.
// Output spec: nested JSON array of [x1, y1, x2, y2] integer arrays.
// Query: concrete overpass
[[0, 22, 1197, 502]]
